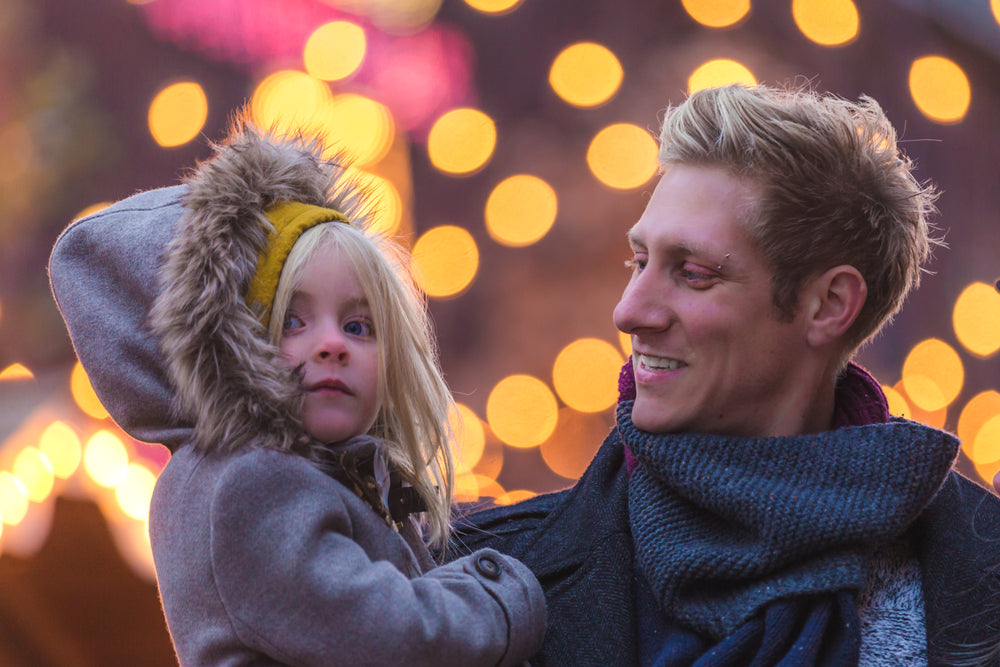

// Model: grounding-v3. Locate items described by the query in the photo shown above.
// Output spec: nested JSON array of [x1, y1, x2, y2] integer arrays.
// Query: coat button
[[475, 554, 502, 580]]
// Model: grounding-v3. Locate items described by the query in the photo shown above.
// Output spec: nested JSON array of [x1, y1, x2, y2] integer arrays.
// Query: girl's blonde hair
[[270, 222, 456, 548]]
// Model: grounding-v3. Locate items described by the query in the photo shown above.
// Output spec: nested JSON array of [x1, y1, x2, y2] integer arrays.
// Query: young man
[[453, 85, 1000, 666]]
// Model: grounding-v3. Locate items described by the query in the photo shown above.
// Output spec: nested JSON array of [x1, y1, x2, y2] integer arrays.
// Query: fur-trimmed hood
[[50, 117, 371, 454]]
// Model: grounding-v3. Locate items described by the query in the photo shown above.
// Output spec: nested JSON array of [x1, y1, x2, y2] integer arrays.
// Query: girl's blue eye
[[344, 319, 374, 337], [283, 313, 305, 331]]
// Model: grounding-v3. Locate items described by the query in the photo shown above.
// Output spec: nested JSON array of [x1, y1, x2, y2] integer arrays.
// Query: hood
[[50, 116, 371, 453]]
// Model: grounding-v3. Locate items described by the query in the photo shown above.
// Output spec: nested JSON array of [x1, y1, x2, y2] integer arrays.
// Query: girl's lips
[[308, 379, 352, 395]]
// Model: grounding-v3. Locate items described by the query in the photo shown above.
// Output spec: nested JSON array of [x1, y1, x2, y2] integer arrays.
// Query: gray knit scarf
[[621, 401, 959, 640]]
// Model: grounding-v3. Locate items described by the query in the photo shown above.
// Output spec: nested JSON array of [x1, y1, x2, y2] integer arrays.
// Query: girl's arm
[[208, 448, 544, 666]]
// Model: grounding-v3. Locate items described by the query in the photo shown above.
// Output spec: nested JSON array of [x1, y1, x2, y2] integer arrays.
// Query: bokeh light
[[973, 415, 1000, 469], [449, 403, 486, 474], [587, 123, 659, 190], [83, 430, 129, 488], [619, 330, 632, 357], [688, 59, 756, 92], [681, 0, 750, 27], [38, 421, 83, 479], [0, 363, 33, 381], [463, 0, 523, 14], [349, 170, 403, 236], [71, 362, 109, 420], [412, 225, 480, 298], [882, 384, 911, 418], [454, 472, 506, 503], [958, 391, 1000, 464], [0, 473, 29, 526], [486, 375, 559, 448], [12, 447, 55, 503], [994, 0, 1000, 25], [540, 408, 609, 480], [322, 93, 395, 166], [909, 56, 971, 124], [116, 463, 157, 521], [953, 281, 1000, 357], [901, 338, 964, 412], [427, 108, 497, 175], [552, 338, 623, 413], [72, 201, 112, 221], [148, 81, 208, 148], [549, 42, 623, 108], [485, 174, 558, 247], [251, 70, 333, 135], [303, 21, 367, 82], [792, 0, 860, 46], [495, 489, 537, 505]]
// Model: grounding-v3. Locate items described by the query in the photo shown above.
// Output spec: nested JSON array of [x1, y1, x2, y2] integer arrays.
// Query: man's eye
[[283, 313, 305, 331], [625, 257, 647, 272], [344, 319, 374, 337], [679, 266, 717, 286]]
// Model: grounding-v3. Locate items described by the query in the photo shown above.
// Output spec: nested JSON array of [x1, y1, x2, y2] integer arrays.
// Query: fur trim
[[149, 113, 371, 455]]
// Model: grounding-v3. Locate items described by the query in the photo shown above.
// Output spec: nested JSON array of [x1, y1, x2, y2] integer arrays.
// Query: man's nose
[[613, 270, 672, 335]]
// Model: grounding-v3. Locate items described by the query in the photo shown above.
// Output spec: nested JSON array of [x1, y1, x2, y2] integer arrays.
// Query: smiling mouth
[[637, 354, 687, 371]]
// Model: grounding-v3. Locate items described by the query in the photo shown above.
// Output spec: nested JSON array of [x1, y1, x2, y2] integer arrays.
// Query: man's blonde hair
[[271, 222, 456, 549], [659, 84, 941, 353]]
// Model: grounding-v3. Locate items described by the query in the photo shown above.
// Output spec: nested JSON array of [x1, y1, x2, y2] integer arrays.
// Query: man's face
[[613, 165, 815, 437]]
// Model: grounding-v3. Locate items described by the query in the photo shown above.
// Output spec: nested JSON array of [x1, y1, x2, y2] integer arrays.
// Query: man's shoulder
[[450, 488, 573, 556]]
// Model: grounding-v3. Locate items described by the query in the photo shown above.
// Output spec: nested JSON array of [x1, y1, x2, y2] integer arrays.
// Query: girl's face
[[278, 244, 381, 444]]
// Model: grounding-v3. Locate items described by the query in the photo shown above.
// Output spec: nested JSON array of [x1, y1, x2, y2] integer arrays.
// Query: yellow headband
[[246, 200, 350, 328]]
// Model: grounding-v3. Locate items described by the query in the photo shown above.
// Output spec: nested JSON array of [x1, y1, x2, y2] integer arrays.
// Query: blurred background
[[0, 0, 998, 663]]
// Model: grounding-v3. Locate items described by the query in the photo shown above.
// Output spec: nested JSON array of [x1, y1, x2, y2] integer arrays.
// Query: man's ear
[[802, 265, 867, 349]]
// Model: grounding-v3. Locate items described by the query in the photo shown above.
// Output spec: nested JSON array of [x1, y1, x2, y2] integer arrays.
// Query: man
[[452, 85, 1000, 666]]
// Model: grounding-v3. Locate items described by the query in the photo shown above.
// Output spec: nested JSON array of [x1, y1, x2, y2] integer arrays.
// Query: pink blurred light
[[139, 0, 475, 133]]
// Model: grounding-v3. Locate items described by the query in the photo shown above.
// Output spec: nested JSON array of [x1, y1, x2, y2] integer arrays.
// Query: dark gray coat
[[49, 126, 545, 666]]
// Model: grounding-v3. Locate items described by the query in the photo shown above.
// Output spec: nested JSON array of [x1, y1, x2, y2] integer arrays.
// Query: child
[[49, 115, 545, 666]]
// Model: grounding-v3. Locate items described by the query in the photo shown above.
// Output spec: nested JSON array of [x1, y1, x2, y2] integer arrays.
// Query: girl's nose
[[314, 326, 349, 363]]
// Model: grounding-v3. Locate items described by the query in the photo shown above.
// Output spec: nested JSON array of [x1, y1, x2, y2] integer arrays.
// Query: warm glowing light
[[0, 363, 33, 381], [349, 170, 403, 236], [322, 94, 394, 167], [486, 375, 558, 448], [688, 59, 756, 92], [901, 338, 964, 412], [473, 431, 504, 480], [953, 282, 1000, 357], [882, 384, 911, 418], [116, 463, 158, 521], [495, 489, 537, 505], [84, 430, 129, 488], [485, 175, 558, 247], [994, 0, 1000, 25], [39, 421, 83, 479], [909, 56, 971, 124], [549, 42, 623, 108], [894, 380, 948, 429], [412, 225, 479, 298], [72, 201, 112, 221], [587, 123, 659, 190], [618, 331, 633, 358], [304, 21, 367, 82], [0, 473, 29, 526], [426, 108, 496, 175], [972, 415, 1000, 466], [449, 403, 486, 474], [12, 447, 55, 503], [552, 338, 623, 413], [71, 362, 109, 419], [148, 82, 208, 148], [958, 391, 1000, 463], [681, 0, 750, 27], [251, 70, 333, 136], [454, 473, 506, 503], [792, 0, 859, 46], [463, 0, 523, 13], [541, 408, 609, 480]]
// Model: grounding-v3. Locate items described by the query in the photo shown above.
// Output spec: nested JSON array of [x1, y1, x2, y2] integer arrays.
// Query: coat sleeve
[[209, 451, 545, 666]]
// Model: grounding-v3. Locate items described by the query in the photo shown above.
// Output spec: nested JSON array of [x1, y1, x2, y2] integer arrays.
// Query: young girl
[[50, 116, 545, 666]]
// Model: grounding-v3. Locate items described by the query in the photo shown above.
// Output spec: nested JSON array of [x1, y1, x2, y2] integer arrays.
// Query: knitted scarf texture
[[621, 382, 959, 662]]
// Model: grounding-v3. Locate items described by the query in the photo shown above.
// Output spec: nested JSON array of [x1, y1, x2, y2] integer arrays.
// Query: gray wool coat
[[49, 125, 545, 666]]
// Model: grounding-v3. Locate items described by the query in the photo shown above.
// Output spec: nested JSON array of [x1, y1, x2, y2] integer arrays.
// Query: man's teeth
[[639, 354, 685, 371]]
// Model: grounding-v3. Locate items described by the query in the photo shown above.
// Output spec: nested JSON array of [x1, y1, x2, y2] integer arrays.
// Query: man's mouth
[[636, 354, 686, 371]]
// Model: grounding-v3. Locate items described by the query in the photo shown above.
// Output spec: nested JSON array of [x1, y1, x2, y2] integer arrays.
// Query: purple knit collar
[[620, 359, 890, 474]]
